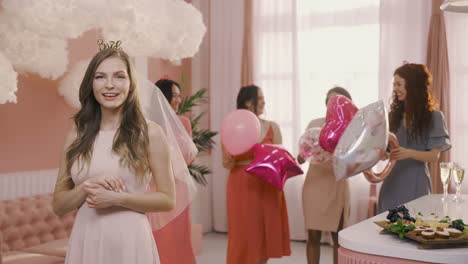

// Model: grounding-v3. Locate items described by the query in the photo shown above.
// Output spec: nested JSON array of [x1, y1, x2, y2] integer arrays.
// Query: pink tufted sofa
[[0, 194, 76, 264]]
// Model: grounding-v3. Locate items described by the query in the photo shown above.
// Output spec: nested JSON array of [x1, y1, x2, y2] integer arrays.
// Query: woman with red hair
[[378, 63, 451, 213]]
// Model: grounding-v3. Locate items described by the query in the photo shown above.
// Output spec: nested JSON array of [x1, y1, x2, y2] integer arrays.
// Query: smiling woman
[[92, 58, 131, 117], [378, 63, 452, 214], [52, 47, 176, 264]]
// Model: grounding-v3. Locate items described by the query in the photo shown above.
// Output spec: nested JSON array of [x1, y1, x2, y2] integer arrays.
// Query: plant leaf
[[178, 89, 208, 115], [193, 129, 218, 153], [188, 163, 211, 185]]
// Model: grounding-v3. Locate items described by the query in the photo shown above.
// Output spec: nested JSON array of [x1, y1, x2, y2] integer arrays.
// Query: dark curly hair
[[389, 63, 438, 141]]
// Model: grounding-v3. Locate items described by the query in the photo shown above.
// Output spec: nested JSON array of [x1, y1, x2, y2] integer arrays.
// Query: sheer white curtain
[[378, 0, 431, 105], [252, 0, 306, 240], [210, 0, 245, 232], [252, 0, 380, 240], [445, 12, 468, 193]]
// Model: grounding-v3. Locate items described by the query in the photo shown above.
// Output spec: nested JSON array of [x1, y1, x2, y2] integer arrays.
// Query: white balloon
[[0, 51, 18, 104]]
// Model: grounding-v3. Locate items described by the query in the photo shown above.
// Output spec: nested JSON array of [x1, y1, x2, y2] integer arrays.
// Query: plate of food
[[374, 205, 468, 249]]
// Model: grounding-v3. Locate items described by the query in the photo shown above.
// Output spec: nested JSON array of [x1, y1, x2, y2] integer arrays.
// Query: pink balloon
[[299, 127, 332, 164], [221, 109, 261, 155], [319, 95, 358, 152], [245, 144, 303, 190]]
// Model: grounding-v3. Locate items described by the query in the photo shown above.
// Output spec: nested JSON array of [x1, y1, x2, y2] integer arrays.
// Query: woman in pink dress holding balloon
[[298, 87, 352, 264], [222, 85, 291, 264]]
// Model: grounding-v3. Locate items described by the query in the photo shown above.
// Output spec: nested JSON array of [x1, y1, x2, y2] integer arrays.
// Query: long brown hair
[[65, 48, 150, 183], [389, 63, 437, 141]]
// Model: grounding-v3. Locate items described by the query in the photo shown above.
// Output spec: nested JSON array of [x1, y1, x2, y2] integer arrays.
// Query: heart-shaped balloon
[[319, 95, 358, 152], [245, 144, 303, 190]]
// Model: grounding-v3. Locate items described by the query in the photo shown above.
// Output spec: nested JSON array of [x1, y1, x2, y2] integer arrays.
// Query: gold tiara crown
[[97, 39, 123, 51]]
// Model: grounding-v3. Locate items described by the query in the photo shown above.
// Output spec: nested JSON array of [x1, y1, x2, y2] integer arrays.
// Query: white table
[[338, 194, 468, 264]]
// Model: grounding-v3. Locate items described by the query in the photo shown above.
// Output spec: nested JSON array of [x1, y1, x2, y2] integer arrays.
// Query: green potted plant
[[178, 75, 217, 186]]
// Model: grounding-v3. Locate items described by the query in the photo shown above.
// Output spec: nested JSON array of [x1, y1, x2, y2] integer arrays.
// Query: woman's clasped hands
[[83, 174, 127, 209]]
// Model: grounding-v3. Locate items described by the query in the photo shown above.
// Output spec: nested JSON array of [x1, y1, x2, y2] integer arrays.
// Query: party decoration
[[245, 144, 304, 190], [0, 16, 68, 80], [0, 0, 206, 103], [58, 59, 91, 109], [2, 0, 95, 39], [2, 0, 206, 61], [299, 127, 332, 164], [319, 95, 358, 152], [0, 51, 18, 104], [221, 110, 261, 155], [97, 39, 123, 51], [333, 100, 390, 180], [101, 0, 206, 60], [363, 133, 399, 183]]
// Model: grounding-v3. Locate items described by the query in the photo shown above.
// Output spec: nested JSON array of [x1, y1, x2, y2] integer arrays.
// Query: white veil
[[137, 75, 198, 230]]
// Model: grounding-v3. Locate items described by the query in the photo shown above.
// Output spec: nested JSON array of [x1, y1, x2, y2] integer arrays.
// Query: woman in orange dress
[[222, 85, 291, 264], [153, 78, 195, 264]]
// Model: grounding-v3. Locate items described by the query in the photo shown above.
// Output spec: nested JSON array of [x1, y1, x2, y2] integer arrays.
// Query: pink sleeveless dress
[[65, 130, 160, 264]]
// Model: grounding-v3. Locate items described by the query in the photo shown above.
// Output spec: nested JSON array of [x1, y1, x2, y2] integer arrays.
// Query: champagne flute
[[439, 162, 452, 201], [452, 163, 465, 202]]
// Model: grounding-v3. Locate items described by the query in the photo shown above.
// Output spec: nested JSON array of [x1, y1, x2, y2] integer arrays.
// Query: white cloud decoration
[[101, 0, 206, 60], [1, 0, 96, 39], [0, 0, 206, 104], [58, 59, 91, 109], [0, 51, 18, 104], [0, 15, 69, 80]]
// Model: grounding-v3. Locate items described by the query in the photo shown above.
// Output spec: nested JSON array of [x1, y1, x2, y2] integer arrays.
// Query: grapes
[[386, 205, 415, 223], [449, 221, 465, 231]]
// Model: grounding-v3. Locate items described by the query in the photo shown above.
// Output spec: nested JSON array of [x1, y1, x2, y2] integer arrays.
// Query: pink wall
[[0, 73, 74, 173], [0, 29, 192, 174]]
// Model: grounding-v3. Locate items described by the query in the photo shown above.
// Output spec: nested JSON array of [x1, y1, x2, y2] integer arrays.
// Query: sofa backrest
[[0, 193, 76, 253]]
